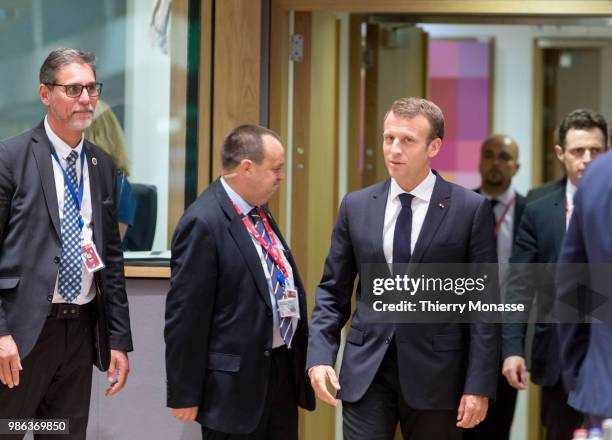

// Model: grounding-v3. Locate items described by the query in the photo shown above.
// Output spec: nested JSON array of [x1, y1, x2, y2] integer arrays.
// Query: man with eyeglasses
[[0, 48, 132, 439]]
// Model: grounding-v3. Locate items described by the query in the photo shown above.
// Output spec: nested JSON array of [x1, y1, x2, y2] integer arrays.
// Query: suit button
[[47, 295, 53, 302], [53, 256, 60, 264], [385, 337, 392, 344], [264, 350, 271, 357]]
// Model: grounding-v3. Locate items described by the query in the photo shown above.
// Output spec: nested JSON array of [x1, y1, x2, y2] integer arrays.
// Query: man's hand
[[0, 335, 21, 388], [105, 349, 129, 396], [502, 355, 527, 390], [309, 365, 340, 406], [172, 407, 198, 422], [456, 394, 488, 429]]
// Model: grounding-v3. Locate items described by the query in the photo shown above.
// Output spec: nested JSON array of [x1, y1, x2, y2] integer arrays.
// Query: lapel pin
[[91, 157, 97, 166], [438, 202, 445, 209]]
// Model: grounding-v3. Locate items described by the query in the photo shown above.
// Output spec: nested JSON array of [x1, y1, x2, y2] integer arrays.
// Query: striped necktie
[[248, 209, 294, 346]]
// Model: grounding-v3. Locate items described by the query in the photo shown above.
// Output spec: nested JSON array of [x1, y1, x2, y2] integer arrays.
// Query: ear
[[39, 84, 51, 106], [239, 159, 253, 174], [427, 138, 442, 159], [513, 162, 521, 176], [554, 145, 564, 162]]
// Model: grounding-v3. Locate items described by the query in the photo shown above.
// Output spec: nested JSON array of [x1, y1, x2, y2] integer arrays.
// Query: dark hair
[[221, 125, 281, 170], [39, 48, 97, 84], [557, 108, 608, 150], [385, 97, 445, 143]]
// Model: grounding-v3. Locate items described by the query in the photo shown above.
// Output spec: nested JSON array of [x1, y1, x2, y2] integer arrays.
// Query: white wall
[[419, 24, 612, 195]]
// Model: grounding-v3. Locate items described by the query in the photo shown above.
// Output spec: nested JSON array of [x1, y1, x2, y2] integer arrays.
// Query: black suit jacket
[[0, 121, 133, 371], [164, 179, 315, 434], [306, 174, 500, 410], [503, 187, 566, 386], [525, 178, 565, 204]]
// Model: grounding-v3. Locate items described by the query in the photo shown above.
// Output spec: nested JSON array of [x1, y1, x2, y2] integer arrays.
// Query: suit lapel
[[369, 180, 391, 263], [550, 188, 566, 259], [84, 142, 104, 249], [31, 124, 61, 239], [411, 174, 452, 263], [213, 180, 272, 309]]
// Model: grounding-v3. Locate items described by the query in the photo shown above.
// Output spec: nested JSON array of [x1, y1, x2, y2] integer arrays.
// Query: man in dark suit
[[165, 125, 315, 439], [503, 109, 607, 439], [467, 134, 525, 440], [556, 150, 612, 428], [0, 48, 133, 438], [307, 97, 500, 439]]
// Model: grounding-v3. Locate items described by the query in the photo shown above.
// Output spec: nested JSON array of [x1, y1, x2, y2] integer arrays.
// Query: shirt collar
[[566, 178, 577, 204], [481, 185, 515, 206], [220, 176, 254, 215], [44, 115, 84, 159], [389, 169, 436, 203]]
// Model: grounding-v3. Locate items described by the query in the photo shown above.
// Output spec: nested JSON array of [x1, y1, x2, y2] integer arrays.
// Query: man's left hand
[[106, 349, 129, 396], [456, 394, 488, 429]]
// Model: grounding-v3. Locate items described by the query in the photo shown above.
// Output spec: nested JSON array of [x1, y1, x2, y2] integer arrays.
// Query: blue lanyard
[[51, 148, 86, 230]]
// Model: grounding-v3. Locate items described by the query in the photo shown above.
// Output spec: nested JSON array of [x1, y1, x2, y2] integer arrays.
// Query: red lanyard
[[494, 194, 516, 235], [232, 202, 289, 279]]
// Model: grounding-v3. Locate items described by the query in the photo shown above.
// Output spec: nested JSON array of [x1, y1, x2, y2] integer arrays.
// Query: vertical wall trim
[[260, 0, 271, 127]]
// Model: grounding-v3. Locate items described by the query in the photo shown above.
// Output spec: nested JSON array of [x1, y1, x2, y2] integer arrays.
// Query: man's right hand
[[0, 335, 21, 388], [309, 365, 340, 406], [172, 406, 198, 422], [502, 355, 527, 390]]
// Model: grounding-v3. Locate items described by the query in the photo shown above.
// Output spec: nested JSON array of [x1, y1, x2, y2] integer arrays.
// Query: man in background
[[467, 134, 525, 440], [504, 109, 607, 439]]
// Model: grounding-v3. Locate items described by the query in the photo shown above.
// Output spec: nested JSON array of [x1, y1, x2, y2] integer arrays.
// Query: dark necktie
[[58, 150, 82, 303], [393, 193, 415, 263], [489, 198, 499, 236], [248, 208, 294, 346]]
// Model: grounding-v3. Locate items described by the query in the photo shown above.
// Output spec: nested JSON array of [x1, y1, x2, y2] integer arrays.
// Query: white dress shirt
[[44, 116, 95, 305], [566, 179, 577, 229], [221, 177, 297, 348], [383, 170, 436, 264]]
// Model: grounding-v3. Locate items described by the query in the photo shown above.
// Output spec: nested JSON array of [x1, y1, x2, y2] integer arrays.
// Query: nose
[[390, 138, 402, 154], [583, 149, 593, 165], [78, 88, 92, 104]]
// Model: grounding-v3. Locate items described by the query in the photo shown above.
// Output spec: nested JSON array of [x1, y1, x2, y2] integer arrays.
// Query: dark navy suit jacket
[[307, 173, 501, 410], [503, 187, 566, 386], [165, 179, 315, 434], [557, 151, 612, 418]]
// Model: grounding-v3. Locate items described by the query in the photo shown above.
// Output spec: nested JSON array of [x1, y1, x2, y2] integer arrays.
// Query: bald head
[[479, 134, 520, 196]]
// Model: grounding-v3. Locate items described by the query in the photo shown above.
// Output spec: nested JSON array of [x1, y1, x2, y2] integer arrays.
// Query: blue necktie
[[393, 193, 415, 263], [249, 209, 294, 346], [58, 150, 82, 303]]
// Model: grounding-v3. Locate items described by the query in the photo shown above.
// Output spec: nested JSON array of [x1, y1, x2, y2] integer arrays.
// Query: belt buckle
[[55, 303, 80, 319]]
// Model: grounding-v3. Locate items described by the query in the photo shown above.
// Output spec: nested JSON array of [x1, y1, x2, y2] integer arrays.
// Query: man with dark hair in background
[[165, 124, 315, 439], [503, 108, 607, 439], [307, 97, 500, 439], [467, 134, 526, 440], [0, 48, 132, 439]]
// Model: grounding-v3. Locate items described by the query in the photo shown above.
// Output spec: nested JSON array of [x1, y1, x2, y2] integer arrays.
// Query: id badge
[[81, 242, 105, 273], [278, 288, 300, 319]]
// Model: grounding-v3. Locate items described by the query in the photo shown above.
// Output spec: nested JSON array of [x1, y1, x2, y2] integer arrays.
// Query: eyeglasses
[[45, 82, 103, 98]]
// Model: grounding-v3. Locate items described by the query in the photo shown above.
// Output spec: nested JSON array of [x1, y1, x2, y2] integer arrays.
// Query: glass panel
[[0, 0, 191, 253]]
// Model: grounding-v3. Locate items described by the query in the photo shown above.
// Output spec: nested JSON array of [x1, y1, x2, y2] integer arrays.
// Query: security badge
[[81, 242, 105, 273], [276, 273, 300, 319]]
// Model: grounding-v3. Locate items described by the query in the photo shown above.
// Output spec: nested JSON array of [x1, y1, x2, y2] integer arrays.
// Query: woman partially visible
[[85, 100, 136, 242]]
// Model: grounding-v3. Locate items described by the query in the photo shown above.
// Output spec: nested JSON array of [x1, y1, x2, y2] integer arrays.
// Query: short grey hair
[[221, 125, 281, 170], [39, 48, 97, 84]]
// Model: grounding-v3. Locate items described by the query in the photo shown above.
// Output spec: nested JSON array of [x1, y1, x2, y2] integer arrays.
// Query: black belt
[[48, 301, 96, 319]]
